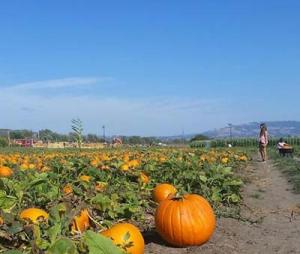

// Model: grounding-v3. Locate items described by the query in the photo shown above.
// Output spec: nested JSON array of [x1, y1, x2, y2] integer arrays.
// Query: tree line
[[0, 128, 210, 147]]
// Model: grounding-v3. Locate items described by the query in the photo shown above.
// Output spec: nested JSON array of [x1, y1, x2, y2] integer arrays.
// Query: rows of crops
[[191, 137, 300, 148], [0, 147, 248, 253]]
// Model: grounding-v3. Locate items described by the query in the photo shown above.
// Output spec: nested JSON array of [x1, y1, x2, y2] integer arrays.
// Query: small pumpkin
[[155, 194, 216, 247], [20, 208, 49, 224], [140, 172, 149, 184], [128, 159, 139, 168], [71, 209, 90, 233], [63, 184, 73, 194], [101, 223, 144, 254], [121, 164, 129, 171], [0, 166, 13, 177], [79, 175, 91, 182], [95, 181, 108, 192], [153, 183, 177, 203], [221, 157, 229, 164]]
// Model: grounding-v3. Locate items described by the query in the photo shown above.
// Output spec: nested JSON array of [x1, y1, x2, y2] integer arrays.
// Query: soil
[[144, 155, 300, 254]]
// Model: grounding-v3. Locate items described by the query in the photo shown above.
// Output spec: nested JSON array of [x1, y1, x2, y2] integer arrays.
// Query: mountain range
[[159, 121, 300, 141]]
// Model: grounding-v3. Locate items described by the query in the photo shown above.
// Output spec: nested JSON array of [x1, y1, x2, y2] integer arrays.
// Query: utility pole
[[228, 123, 233, 141], [7, 130, 11, 147], [102, 125, 106, 142]]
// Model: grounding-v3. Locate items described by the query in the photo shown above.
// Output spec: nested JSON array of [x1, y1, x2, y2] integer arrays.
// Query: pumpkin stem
[[170, 193, 184, 201]]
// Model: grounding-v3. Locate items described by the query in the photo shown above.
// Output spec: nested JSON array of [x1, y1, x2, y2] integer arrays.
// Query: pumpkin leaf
[[199, 175, 207, 182], [48, 223, 62, 244], [3, 251, 23, 254], [227, 193, 240, 203], [83, 230, 124, 254], [0, 190, 17, 211], [48, 238, 77, 254]]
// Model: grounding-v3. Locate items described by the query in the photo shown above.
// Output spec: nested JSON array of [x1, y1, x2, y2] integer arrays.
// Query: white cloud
[[3, 77, 112, 93], [5, 77, 274, 135], [0, 77, 257, 136]]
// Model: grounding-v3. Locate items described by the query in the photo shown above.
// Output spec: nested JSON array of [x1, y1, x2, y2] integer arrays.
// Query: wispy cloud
[[3, 77, 112, 93], [0, 77, 253, 135]]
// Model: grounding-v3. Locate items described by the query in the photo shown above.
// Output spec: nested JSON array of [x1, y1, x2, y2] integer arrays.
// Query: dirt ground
[[145, 155, 300, 254]]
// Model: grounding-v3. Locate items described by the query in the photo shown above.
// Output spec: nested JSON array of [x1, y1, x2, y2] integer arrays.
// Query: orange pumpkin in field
[[20, 208, 49, 224], [155, 194, 216, 247], [63, 184, 73, 194], [140, 172, 149, 184], [79, 175, 91, 182], [0, 166, 13, 177], [101, 223, 144, 254], [71, 209, 90, 233], [153, 183, 177, 203]]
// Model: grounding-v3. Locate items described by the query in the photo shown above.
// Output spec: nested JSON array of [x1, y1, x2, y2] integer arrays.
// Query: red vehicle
[[14, 139, 35, 147]]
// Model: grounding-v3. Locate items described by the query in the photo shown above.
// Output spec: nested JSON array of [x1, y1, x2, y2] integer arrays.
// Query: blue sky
[[1, 0, 300, 136]]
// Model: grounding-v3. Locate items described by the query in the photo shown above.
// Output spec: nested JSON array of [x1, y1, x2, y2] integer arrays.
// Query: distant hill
[[201, 121, 300, 139]]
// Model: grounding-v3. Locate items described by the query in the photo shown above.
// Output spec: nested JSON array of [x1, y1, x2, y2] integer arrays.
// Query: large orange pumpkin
[[155, 194, 216, 247], [101, 223, 144, 254], [0, 166, 13, 177], [153, 183, 177, 203]]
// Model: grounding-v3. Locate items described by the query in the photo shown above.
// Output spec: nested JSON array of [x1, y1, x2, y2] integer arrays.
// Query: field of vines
[[0, 147, 248, 253], [191, 137, 300, 148]]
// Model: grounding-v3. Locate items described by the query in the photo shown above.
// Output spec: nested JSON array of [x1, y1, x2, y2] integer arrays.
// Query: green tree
[[0, 137, 8, 147], [190, 134, 209, 142], [10, 130, 33, 139], [85, 134, 104, 143]]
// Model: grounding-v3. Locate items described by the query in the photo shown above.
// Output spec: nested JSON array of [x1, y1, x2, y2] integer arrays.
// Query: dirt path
[[145, 156, 300, 254]]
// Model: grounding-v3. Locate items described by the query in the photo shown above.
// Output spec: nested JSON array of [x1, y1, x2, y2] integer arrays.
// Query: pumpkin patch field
[[0, 148, 248, 253]]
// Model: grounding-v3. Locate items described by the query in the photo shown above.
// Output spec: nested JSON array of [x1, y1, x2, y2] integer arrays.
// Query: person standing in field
[[259, 123, 268, 162]]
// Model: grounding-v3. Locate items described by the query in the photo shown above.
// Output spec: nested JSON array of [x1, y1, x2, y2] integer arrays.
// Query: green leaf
[[48, 223, 62, 244], [7, 222, 23, 234], [224, 179, 243, 186], [90, 194, 112, 212], [48, 238, 77, 254], [199, 175, 207, 182], [227, 194, 240, 203], [222, 167, 233, 175], [3, 251, 23, 254], [0, 190, 17, 211], [83, 230, 124, 254]]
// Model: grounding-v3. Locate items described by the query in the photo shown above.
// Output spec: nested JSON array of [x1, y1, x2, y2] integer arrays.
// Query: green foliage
[[0, 136, 8, 147], [121, 136, 161, 145], [9, 129, 33, 139], [48, 238, 78, 254], [83, 231, 124, 254], [191, 137, 300, 148], [0, 147, 248, 252], [190, 134, 209, 142], [3, 251, 23, 254], [39, 129, 69, 142], [271, 149, 300, 193]]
